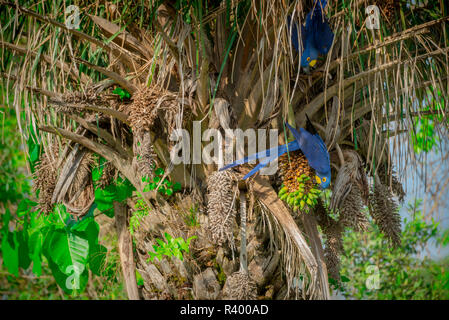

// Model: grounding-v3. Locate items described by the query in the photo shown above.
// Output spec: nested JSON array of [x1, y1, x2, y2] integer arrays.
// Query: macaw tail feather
[[305, 114, 318, 135]]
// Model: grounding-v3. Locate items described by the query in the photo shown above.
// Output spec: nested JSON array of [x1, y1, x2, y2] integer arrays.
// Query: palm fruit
[[278, 149, 321, 213]]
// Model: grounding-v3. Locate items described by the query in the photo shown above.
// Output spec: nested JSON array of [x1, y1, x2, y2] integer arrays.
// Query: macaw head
[[300, 45, 319, 71], [315, 170, 331, 189]]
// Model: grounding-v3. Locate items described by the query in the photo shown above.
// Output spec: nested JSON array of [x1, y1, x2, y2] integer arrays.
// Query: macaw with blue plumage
[[288, 0, 334, 73], [220, 115, 331, 189]]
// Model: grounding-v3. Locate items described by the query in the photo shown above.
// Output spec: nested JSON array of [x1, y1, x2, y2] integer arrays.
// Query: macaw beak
[[309, 59, 317, 67], [315, 175, 321, 185]]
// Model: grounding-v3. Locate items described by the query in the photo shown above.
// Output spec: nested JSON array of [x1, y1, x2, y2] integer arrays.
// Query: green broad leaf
[[17, 230, 31, 270], [341, 275, 350, 282], [88, 244, 107, 276], [155, 168, 165, 176], [110, 178, 135, 203], [43, 228, 90, 294], [94, 184, 116, 216], [165, 188, 173, 196], [1, 231, 19, 276], [153, 176, 161, 183], [28, 231, 44, 277]]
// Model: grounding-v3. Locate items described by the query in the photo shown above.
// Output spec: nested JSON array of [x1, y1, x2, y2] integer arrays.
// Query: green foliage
[[147, 233, 196, 262], [1, 201, 108, 294], [93, 165, 135, 217], [112, 87, 131, 100], [141, 167, 182, 197], [184, 204, 200, 227], [339, 200, 449, 299], [1, 194, 125, 296], [0, 108, 124, 297], [412, 116, 437, 154], [410, 87, 447, 154], [129, 199, 150, 235], [0, 107, 31, 204]]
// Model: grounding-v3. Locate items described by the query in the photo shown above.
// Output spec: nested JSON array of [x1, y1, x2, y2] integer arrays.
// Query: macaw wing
[[220, 140, 300, 172], [314, 18, 334, 55], [287, 15, 305, 54], [286, 121, 330, 173], [242, 141, 301, 179], [302, 135, 330, 174]]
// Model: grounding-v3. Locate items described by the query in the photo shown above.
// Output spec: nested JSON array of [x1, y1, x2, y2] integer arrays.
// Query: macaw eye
[[307, 57, 311, 62], [322, 177, 327, 182]]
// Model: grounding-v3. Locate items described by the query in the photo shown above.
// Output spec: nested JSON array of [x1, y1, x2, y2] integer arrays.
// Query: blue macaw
[[220, 115, 332, 189], [288, 0, 334, 72]]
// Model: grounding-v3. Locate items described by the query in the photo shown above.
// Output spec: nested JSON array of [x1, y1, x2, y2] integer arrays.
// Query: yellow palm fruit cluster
[[278, 150, 321, 213]]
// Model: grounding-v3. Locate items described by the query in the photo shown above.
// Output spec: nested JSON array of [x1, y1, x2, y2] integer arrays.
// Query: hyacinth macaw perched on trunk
[[288, 0, 334, 73], [220, 115, 331, 189]]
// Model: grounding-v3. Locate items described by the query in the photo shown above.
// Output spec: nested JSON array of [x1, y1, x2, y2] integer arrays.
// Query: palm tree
[[1, 0, 448, 299]]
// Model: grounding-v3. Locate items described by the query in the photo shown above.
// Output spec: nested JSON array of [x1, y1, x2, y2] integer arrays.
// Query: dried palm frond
[[206, 171, 238, 248], [48, 145, 95, 218], [64, 151, 95, 218], [369, 179, 401, 247], [62, 87, 105, 105]]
